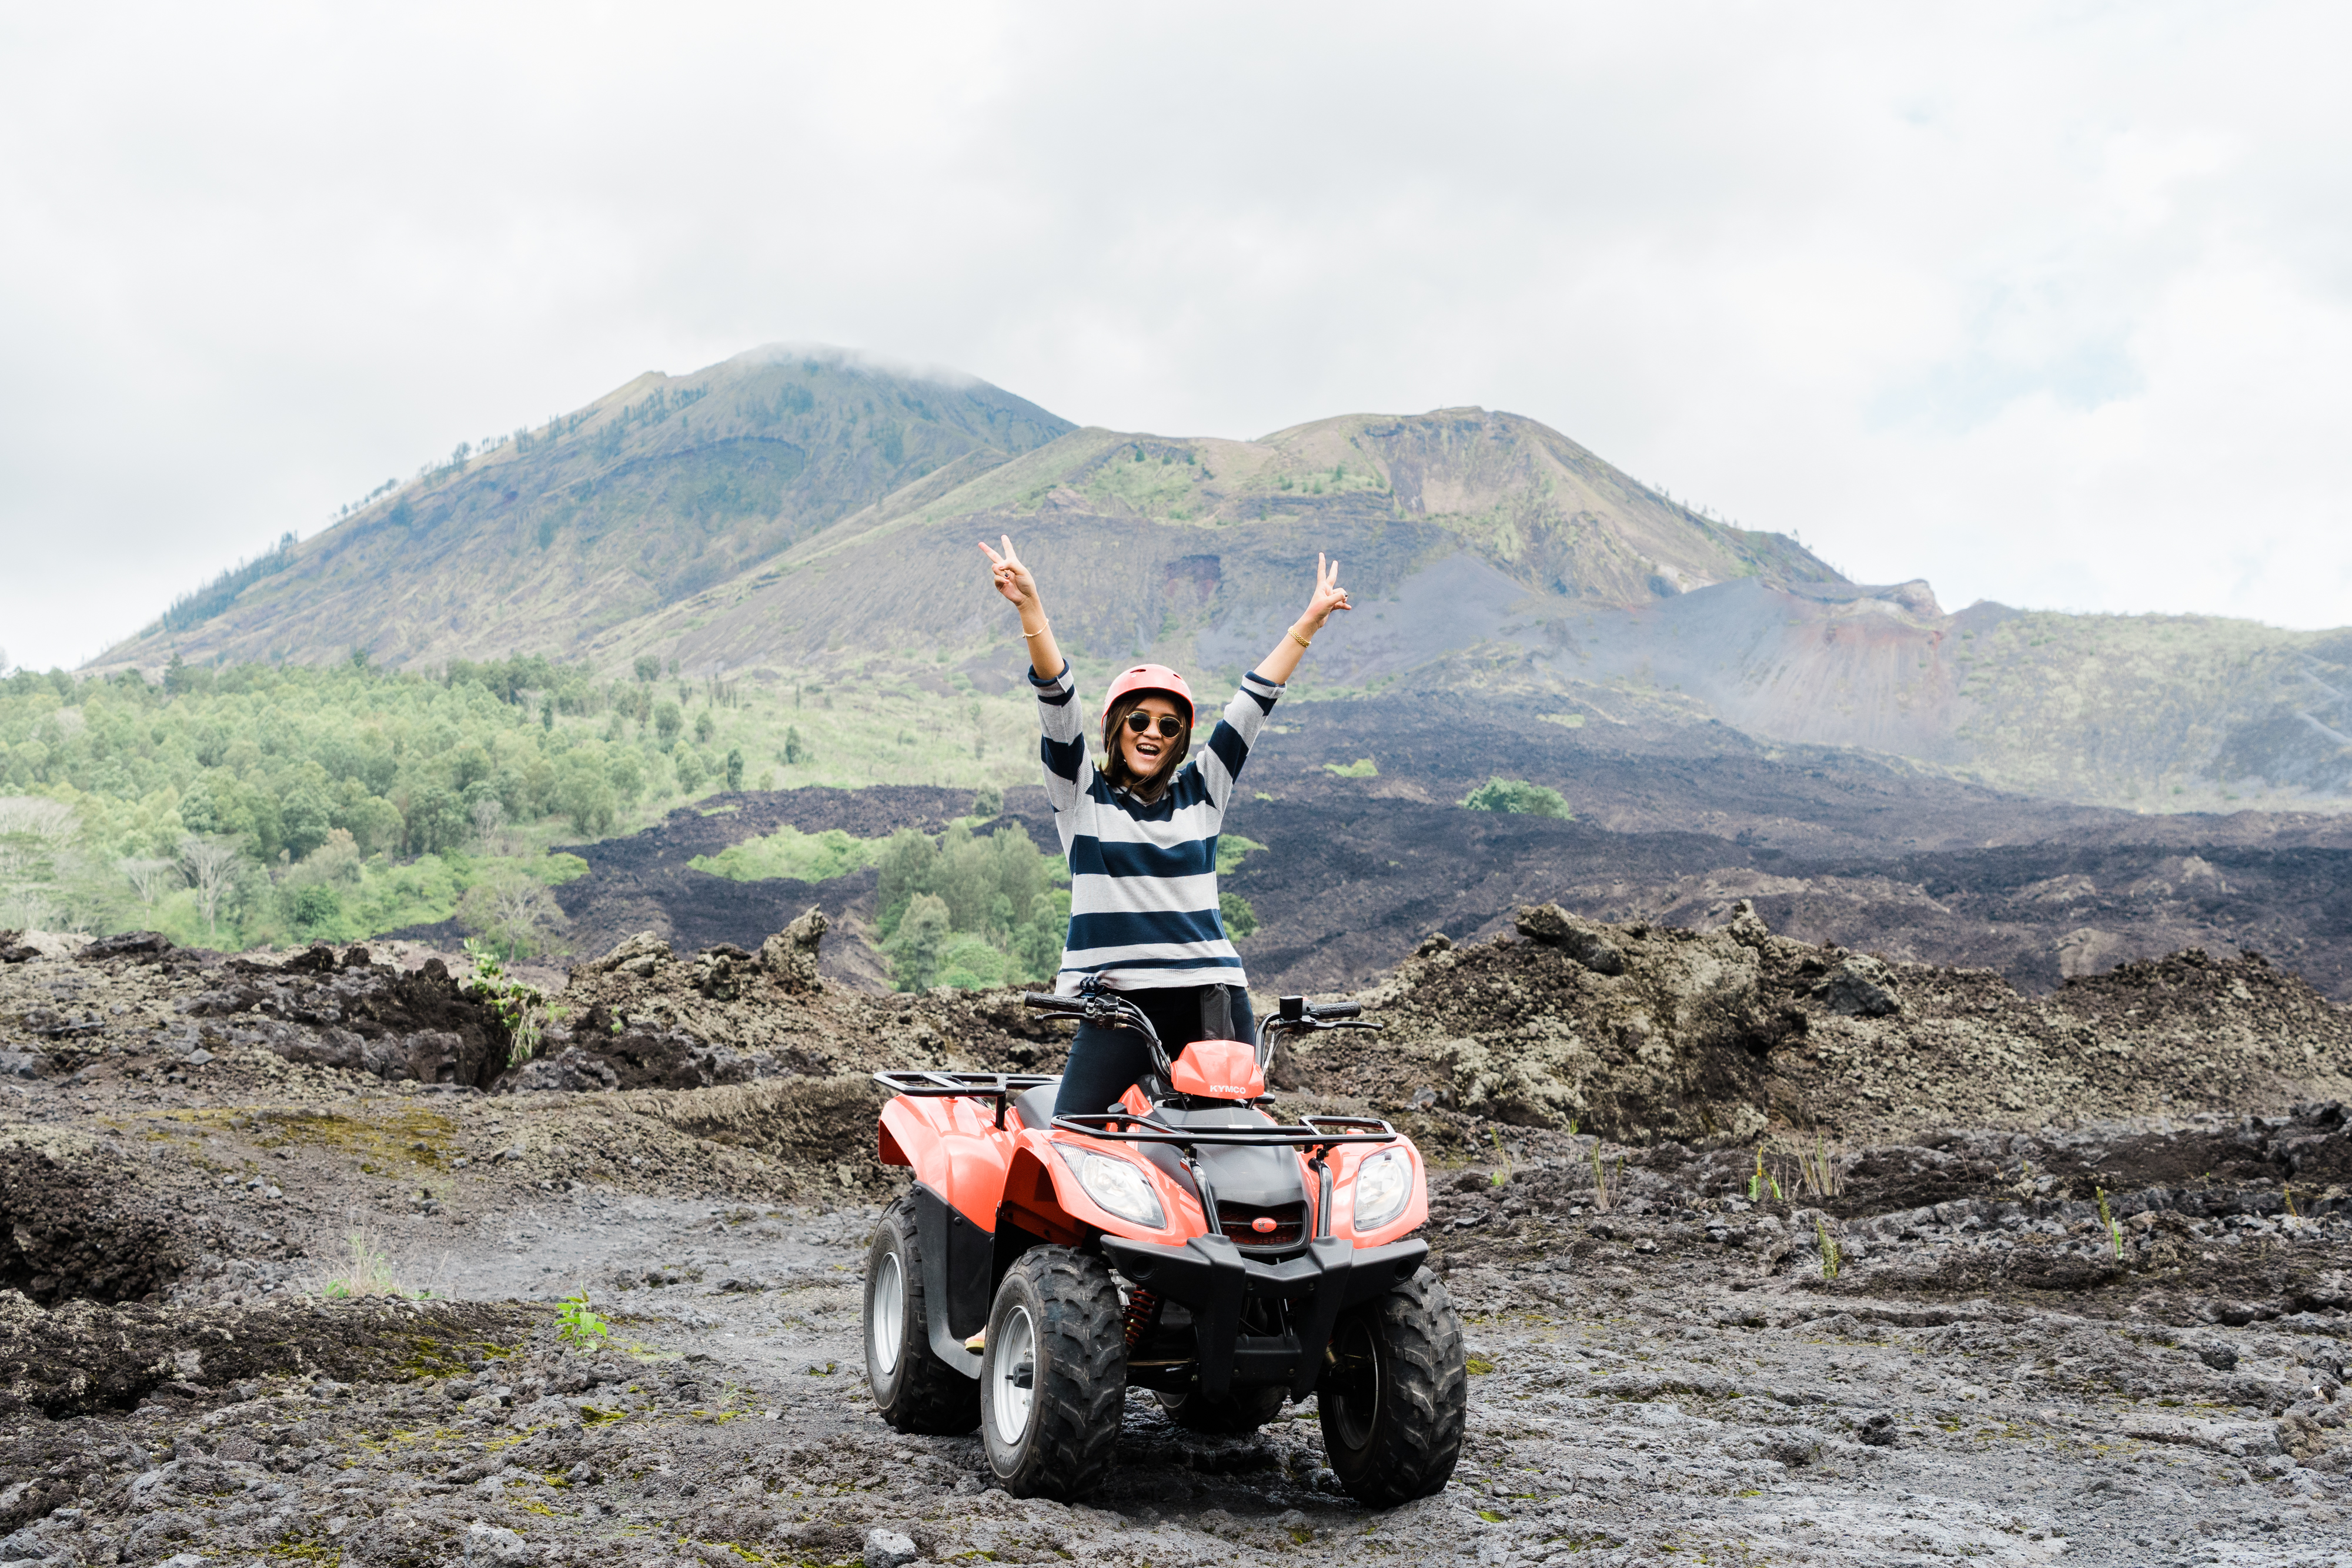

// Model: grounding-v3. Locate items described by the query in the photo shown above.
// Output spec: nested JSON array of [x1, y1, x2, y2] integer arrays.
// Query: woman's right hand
[[978, 535, 1040, 609]]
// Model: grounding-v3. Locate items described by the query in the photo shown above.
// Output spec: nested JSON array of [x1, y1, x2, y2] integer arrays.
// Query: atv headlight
[[1074, 1152, 1165, 1229], [1352, 1150, 1411, 1232]]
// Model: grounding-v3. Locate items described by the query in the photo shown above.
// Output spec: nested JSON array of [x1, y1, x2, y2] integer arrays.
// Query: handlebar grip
[[1309, 1002, 1363, 1021], [1021, 992, 1081, 1011]]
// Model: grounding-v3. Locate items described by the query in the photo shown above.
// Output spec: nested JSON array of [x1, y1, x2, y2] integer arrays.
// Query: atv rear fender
[[879, 1091, 1015, 1232]]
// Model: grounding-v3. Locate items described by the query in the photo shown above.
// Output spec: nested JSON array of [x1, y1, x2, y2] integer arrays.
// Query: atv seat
[[1014, 1079, 1063, 1132]]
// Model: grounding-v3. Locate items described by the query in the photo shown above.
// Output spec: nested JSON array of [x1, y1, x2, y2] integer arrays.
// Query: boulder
[[760, 907, 829, 994], [694, 942, 754, 1001], [1813, 955, 1902, 1017], [1514, 902, 1626, 975], [6, 931, 82, 961], [463, 1522, 534, 1566], [76, 930, 174, 964], [1723, 898, 1775, 950], [577, 931, 672, 978]]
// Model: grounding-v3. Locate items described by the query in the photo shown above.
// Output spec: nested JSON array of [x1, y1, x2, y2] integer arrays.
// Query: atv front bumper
[[1101, 1233, 1428, 1398]]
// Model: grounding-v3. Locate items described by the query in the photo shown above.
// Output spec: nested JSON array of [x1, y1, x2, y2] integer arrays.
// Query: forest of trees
[[0, 655, 752, 954]]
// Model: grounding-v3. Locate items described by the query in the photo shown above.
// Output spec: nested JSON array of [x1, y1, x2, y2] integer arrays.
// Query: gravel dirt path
[[4, 916, 2350, 1566]]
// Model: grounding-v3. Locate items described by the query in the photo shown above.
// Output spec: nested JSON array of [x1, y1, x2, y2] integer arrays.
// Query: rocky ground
[[5, 909, 2352, 1566]]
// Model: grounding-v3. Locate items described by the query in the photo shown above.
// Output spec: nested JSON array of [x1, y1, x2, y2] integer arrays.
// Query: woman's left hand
[[1301, 553, 1353, 633]]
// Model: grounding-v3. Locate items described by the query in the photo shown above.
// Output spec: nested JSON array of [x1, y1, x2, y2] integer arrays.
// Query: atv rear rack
[[873, 1069, 1060, 1129]]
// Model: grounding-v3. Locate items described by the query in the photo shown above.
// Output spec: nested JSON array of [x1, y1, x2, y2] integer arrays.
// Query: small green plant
[[1488, 1128, 1513, 1187], [462, 937, 552, 1066], [1748, 1146, 1784, 1203], [557, 1291, 610, 1346], [1323, 757, 1379, 778], [2097, 1186, 2123, 1260], [1589, 1138, 1613, 1211], [1816, 1217, 1841, 1281], [321, 1226, 402, 1299], [1793, 1135, 1839, 1198], [2284, 1184, 2298, 1219]]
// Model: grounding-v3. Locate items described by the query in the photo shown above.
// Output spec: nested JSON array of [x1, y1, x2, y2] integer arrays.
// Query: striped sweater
[[1030, 661, 1283, 994]]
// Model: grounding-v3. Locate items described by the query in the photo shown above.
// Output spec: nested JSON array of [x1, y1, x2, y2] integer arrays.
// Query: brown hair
[[1101, 691, 1191, 804]]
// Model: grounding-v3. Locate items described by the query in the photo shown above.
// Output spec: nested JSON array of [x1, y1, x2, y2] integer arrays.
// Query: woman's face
[[1118, 694, 1185, 781]]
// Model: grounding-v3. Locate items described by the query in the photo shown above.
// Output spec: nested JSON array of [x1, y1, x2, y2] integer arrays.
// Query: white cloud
[[2, 1, 2348, 670]]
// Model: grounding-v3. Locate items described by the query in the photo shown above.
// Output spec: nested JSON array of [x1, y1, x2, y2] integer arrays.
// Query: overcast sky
[[3, 1, 2347, 671]]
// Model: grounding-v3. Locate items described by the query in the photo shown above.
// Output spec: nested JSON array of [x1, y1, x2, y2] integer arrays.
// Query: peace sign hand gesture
[[977, 534, 1039, 609], [1301, 552, 1352, 633]]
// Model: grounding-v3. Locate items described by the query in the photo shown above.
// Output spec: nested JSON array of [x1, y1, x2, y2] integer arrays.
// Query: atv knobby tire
[[1157, 1382, 1288, 1434], [980, 1246, 1127, 1499], [1317, 1266, 1466, 1506], [863, 1196, 980, 1435]]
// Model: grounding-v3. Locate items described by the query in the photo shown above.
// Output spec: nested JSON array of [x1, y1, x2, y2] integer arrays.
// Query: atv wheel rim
[[869, 1249, 904, 1376], [1326, 1315, 1381, 1451], [991, 1304, 1037, 1442]]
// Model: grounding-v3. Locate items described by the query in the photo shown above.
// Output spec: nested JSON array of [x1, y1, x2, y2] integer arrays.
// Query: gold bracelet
[[1287, 626, 1313, 650], [1023, 622, 1051, 640]]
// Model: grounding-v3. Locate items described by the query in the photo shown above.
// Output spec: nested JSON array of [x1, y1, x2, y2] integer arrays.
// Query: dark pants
[[1052, 984, 1257, 1118]]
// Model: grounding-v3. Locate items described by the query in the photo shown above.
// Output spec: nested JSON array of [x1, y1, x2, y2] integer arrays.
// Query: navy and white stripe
[[1030, 661, 1282, 994]]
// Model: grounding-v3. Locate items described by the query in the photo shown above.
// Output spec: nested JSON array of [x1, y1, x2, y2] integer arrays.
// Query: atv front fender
[[1100, 1233, 1428, 1399]]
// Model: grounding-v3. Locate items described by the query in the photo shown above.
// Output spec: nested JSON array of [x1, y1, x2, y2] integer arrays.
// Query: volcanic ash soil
[[3, 910, 2352, 1564]]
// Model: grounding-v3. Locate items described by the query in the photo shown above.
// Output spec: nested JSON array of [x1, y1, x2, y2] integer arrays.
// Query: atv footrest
[[1100, 1233, 1428, 1399]]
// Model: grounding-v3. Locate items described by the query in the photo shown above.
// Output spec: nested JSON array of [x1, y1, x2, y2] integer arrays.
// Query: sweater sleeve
[[1195, 670, 1284, 813], [1030, 659, 1090, 814]]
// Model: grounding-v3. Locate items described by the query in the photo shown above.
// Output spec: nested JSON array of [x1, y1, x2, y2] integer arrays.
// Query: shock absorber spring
[[1122, 1288, 1161, 1350]]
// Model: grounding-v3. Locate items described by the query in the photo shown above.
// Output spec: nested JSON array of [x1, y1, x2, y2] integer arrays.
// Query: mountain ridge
[[100, 345, 1074, 671], [90, 347, 2352, 811]]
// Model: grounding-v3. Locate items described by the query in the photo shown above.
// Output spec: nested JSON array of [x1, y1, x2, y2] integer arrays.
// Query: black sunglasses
[[1124, 712, 1187, 739]]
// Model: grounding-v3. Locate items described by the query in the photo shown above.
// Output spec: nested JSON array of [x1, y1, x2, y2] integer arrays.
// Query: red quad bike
[[861, 987, 1468, 1505]]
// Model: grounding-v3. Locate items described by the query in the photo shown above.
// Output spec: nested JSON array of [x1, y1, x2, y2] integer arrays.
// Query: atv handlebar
[[1021, 989, 1171, 1072], [1021, 991, 1375, 1074]]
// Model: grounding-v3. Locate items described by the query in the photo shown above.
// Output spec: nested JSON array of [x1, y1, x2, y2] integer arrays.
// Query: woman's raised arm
[[978, 534, 1065, 680], [1254, 553, 1352, 685]]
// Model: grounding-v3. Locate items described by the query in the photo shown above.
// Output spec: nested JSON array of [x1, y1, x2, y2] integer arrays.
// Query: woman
[[977, 533, 1351, 1118]]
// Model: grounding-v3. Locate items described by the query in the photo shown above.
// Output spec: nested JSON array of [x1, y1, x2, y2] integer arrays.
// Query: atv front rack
[[872, 1069, 1060, 1129], [1048, 1111, 1401, 1148]]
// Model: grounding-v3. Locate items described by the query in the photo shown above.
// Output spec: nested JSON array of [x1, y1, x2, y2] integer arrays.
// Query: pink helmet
[[1102, 663, 1195, 726]]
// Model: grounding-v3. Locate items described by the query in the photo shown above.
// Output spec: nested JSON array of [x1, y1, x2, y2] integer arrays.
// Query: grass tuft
[[320, 1225, 406, 1299]]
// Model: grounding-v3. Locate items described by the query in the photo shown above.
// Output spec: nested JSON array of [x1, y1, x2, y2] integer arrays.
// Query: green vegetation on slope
[[0, 640, 1234, 958], [0, 656, 662, 951], [1462, 777, 1573, 818], [872, 821, 1069, 991], [0, 651, 1012, 952], [689, 824, 885, 883]]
